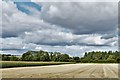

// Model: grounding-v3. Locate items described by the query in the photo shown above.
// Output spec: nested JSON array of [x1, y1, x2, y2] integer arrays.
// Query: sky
[[1, 0, 118, 56]]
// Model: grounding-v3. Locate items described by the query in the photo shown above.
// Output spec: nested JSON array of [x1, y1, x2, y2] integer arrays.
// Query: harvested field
[[1, 64, 119, 78]]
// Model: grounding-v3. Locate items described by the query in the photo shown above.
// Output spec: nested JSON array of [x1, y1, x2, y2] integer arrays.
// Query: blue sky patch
[[3, 0, 31, 2], [14, 2, 41, 14]]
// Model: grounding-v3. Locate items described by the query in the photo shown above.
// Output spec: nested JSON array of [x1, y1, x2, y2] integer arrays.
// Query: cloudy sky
[[1, 0, 118, 56]]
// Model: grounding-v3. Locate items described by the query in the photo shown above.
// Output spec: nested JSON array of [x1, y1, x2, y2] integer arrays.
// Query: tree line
[[81, 51, 120, 63], [1, 50, 120, 63], [1, 50, 80, 62]]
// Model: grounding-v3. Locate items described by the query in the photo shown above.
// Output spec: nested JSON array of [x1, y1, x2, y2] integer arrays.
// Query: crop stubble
[[1, 64, 118, 78]]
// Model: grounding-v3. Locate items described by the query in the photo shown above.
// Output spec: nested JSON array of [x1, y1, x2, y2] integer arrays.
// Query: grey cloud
[[2, 1, 59, 38], [101, 33, 117, 39], [1, 37, 24, 50], [39, 2, 118, 34], [1, 1, 118, 56], [23, 29, 117, 47], [0, 50, 27, 55]]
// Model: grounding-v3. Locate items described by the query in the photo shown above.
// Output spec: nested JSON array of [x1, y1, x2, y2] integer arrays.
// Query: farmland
[[1, 51, 120, 78], [1, 61, 74, 68], [1, 63, 118, 78]]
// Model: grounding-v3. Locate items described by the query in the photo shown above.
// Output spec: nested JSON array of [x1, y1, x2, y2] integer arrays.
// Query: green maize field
[[1, 61, 75, 68]]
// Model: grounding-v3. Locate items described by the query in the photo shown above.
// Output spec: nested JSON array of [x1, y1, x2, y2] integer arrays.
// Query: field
[[1, 61, 74, 68], [1, 63, 119, 78]]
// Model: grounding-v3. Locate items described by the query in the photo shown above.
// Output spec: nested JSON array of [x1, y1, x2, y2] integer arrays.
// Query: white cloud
[[39, 2, 118, 34], [2, 1, 55, 37], [32, 0, 119, 2], [1, 37, 24, 50], [22, 29, 117, 47], [1, 1, 118, 56], [35, 46, 42, 50]]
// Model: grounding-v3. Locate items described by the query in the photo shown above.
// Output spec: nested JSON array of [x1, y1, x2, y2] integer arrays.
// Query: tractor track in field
[[1, 64, 118, 78]]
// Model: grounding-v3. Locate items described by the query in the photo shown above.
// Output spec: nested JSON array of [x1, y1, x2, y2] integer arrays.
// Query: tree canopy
[[81, 51, 120, 63], [1, 50, 120, 63]]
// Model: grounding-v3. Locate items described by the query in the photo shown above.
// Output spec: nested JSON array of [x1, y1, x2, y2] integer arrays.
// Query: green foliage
[[21, 50, 71, 62], [10, 56, 19, 61], [1, 50, 120, 63], [1, 61, 74, 68], [59, 54, 69, 62], [73, 57, 80, 62], [81, 51, 120, 63], [2, 54, 20, 61]]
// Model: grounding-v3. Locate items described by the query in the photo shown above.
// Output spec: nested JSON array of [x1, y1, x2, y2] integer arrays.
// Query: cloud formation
[[39, 2, 118, 34], [1, 1, 118, 56]]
